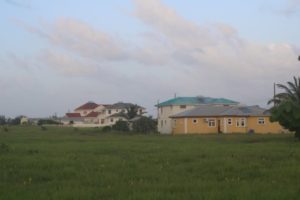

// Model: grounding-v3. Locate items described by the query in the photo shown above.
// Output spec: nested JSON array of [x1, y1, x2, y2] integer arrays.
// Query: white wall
[[157, 105, 196, 134]]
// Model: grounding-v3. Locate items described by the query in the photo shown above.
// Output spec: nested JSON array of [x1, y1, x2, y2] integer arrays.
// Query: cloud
[[280, 0, 300, 16], [5, 0, 31, 9], [12, 0, 300, 116], [36, 50, 98, 76]]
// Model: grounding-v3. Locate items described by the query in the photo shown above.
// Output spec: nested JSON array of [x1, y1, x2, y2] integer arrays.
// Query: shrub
[[40, 126, 47, 131], [38, 119, 61, 126], [0, 143, 10, 153], [112, 120, 130, 132], [102, 126, 112, 132], [132, 116, 157, 134]]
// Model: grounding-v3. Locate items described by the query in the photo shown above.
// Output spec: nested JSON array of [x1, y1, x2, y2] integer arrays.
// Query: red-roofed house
[[64, 101, 146, 127]]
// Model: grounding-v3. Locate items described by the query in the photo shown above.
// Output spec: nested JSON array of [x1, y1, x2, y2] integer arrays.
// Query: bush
[[0, 143, 10, 153], [132, 116, 157, 134], [112, 120, 130, 132], [2, 127, 8, 132], [38, 119, 61, 126], [40, 126, 47, 131], [102, 126, 112, 132]]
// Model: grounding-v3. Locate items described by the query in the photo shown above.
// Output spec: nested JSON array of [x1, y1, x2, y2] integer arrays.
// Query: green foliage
[[40, 126, 47, 131], [269, 77, 300, 139], [125, 104, 139, 119], [101, 126, 112, 132], [0, 127, 300, 199], [132, 116, 157, 133], [0, 115, 6, 125], [7, 116, 22, 125], [112, 120, 129, 132], [37, 119, 61, 126], [270, 100, 300, 138], [0, 143, 10, 153]]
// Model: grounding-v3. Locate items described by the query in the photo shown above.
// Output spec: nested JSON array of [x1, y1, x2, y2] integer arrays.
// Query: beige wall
[[172, 116, 285, 134]]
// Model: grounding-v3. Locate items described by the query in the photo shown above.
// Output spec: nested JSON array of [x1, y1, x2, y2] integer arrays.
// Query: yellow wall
[[172, 117, 218, 134], [172, 116, 284, 134]]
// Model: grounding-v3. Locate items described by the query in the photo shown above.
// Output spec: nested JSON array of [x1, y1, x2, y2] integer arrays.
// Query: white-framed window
[[208, 119, 216, 127], [236, 118, 246, 127], [258, 117, 265, 125], [227, 118, 232, 125]]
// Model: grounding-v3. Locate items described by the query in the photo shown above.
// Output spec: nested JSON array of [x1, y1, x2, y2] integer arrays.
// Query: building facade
[[170, 105, 285, 134], [156, 96, 239, 134], [62, 102, 146, 127]]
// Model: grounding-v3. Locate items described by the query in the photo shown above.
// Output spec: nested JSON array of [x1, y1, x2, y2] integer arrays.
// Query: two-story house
[[156, 96, 239, 134]]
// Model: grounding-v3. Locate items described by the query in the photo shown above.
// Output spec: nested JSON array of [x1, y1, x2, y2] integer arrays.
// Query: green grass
[[1, 126, 300, 200]]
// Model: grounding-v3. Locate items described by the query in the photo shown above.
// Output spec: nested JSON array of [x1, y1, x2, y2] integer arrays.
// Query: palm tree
[[268, 76, 300, 139], [268, 77, 300, 105]]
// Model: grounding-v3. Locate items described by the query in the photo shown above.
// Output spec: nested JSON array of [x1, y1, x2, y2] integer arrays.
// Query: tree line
[[0, 115, 23, 125]]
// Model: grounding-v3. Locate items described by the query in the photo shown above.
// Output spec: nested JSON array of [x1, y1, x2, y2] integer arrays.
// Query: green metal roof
[[156, 96, 239, 107]]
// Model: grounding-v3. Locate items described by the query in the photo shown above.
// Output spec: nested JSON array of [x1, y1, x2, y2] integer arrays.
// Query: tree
[[112, 120, 129, 132], [0, 115, 6, 125], [268, 77, 300, 139], [125, 104, 139, 119], [132, 116, 157, 134]]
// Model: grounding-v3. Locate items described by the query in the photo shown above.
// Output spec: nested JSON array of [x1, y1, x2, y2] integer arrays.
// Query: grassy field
[[0, 126, 300, 200]]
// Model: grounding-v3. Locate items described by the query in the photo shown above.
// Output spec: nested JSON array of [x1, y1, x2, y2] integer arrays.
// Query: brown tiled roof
[[66, 113, 81, 118], [85, 111, 100, 118], [75, 102, 99, 110]]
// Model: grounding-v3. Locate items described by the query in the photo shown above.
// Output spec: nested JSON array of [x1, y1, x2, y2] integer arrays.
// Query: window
[[192, 119, 198, 124], [208, 119, 216, 127], [227, 118, 232, 125], [258, 118, 265, 125], [180, 105, 186, 109], [110, 118, 114, 122], [108, 110, 111, 114], [161, 120, 163, 127], [101, 119, 105, 124], [165, 120, 167, 125], [116, 109, 118, 112], [161, 108, 163, 114], [236, 118, 246, 127]]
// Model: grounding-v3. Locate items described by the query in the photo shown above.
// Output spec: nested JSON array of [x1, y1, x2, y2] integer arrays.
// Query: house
[[64, 101, 146, 127], [20, 116, 29, 125], [170, 105, 284, 134], [156, 96, 239, 134]]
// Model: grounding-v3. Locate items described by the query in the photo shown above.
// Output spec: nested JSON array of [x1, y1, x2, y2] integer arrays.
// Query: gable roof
[[75, 102, 99, 110], [85, 111, 100, 118], [170, 105, 270, 118], [157, 96, 239, 107], [66, 113, 81, 118]]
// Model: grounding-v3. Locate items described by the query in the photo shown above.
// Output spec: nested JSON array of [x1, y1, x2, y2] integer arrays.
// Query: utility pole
[[273, 82, 276, 107]]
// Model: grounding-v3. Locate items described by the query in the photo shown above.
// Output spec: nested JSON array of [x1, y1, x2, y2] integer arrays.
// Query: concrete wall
[[157, 105, 196, 134], [172, 116, 285, 134]]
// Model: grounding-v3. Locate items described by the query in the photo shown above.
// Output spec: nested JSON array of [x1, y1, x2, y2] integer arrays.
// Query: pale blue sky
[[0, 0, 299, 117]]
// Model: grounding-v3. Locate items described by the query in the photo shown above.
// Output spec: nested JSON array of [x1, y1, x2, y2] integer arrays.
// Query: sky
[[0, 0, 300, 118]]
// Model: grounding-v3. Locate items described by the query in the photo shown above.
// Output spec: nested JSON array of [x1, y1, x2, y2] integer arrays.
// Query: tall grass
[[0, 126, 299, 200]]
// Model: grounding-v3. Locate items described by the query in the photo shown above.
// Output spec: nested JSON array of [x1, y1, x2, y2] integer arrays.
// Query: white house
[[63, 101, 146, 127]]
